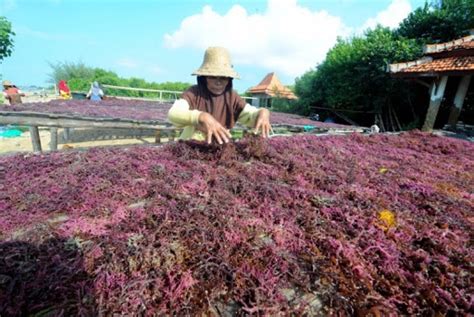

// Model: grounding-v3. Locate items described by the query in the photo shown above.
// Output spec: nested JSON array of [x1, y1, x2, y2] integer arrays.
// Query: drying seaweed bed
[[0, 99, 171, 122], [0, 99, 344, 128], [0, 132, 472, 316]]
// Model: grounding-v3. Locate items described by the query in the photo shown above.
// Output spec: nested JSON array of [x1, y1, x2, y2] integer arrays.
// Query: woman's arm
[[168, 99, 231, 144], [237, 104, 271, 137], [167, 99, 202, 128]]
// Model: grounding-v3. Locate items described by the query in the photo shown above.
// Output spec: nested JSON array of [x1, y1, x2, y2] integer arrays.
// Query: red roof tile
[[391, 56, 474, 76], [424, 35, 474, 55], [247, 73, 297, 99], [390, 33, 474, 77]]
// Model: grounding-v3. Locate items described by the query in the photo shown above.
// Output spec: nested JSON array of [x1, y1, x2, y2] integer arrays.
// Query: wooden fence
[[101, 85, 182, 101]]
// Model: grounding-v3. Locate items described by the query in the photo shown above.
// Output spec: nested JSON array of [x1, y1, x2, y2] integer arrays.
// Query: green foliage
[[294, 26, 421, 124], [397, 0, 474, 43], [48, 61, 95, 87], [292, 1, 473, 128], [48, 62, 192, 98], [271, 98, 295, 113], [0, 16, 15, 62]]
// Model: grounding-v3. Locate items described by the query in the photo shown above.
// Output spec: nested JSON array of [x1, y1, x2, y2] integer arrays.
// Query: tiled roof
[[424, 34, 474, 55], [247, 72, 297, 99], [391, 56, 474, 75], [389, 33, 474, 76]]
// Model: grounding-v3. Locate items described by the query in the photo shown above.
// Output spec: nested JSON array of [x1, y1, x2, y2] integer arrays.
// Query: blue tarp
[[0, 128, 22, 138]]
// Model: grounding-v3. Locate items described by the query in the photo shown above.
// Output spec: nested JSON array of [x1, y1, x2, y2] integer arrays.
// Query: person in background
[[86, 81, 104, 101], [2, 80, 25, 105], [168, 46, 271, 144], [58, 80, 72, 99]]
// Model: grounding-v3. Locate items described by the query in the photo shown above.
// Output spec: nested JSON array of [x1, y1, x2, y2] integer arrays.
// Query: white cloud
[[164, 0, 414, 79], [164, 0, 350, 78], [361, 0, 412, 31]]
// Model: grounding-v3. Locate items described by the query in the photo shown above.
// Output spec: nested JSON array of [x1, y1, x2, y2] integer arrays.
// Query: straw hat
[[2, 80, 13, 87], [192, 47, 240, 79]]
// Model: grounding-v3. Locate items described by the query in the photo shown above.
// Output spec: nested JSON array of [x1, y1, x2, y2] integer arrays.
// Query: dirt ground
[[0, 129, 159, 155]]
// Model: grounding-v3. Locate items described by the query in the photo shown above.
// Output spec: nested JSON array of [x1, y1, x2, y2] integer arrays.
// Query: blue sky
[[0, 0, 427, 93]]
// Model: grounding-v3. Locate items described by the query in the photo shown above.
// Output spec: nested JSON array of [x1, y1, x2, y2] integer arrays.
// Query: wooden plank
[[29, 126, 42, 152], [50, 127, 58, 151], [58, 127, 161, 143], [0, 113, 170, 130], [0, 111, 167, 125]]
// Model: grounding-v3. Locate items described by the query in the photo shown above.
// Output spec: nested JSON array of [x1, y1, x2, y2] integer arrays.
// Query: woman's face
[[205, 76, 230, 95]]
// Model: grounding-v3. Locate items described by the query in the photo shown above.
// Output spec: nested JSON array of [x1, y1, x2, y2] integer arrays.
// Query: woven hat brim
[[192, 69, 240, 79]]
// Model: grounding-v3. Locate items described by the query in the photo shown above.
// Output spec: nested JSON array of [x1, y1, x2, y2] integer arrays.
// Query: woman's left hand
[[254, 108, 271, 138]]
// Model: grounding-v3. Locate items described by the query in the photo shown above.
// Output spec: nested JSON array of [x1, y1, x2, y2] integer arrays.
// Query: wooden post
[[447, 75, 471, 128], [50, 127, 58, 151], [64, 127, 71, 141], [422, 76, 448, 132], [376, 113, 385, 132], [168, 129, 176, 142], [29, 126, 42, 152], [155, 130, 161, 144], [391, 106, 402, 131]]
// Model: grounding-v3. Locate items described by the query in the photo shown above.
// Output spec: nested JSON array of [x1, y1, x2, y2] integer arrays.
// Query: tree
[[0, 16, 15, 62], [397, 0, 474, 43], [294, 27, 421, 126], [48, 61, 95, 89], [48, 61, 192, 98], [292, 0, 474, 128]]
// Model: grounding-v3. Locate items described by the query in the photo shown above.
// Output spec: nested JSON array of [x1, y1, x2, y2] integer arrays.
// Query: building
[[247, 72, 297, 107], [389, 32, 473, 131]]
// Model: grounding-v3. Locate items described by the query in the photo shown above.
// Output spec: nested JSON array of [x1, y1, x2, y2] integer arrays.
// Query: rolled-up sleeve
[[167, 99, 202, 128], [237, 104, 261, 128]]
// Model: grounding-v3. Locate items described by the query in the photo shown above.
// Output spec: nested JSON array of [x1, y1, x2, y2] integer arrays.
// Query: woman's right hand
[[197, 112, 232, 144]]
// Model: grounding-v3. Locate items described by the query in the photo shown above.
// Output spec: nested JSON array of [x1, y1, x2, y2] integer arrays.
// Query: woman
[[167, 46, 271, 144], [2, 80, 25, 105], [86, 81, 104, 101], [58, 80, 72, 99]]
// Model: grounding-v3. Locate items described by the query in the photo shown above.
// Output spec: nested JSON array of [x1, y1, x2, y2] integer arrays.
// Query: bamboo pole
[[29, 126, 42, 152], [50, 127, 58, 151]]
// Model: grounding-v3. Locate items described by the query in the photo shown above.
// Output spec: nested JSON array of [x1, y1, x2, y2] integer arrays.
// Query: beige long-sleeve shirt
[[168, 98, 261, 141]]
